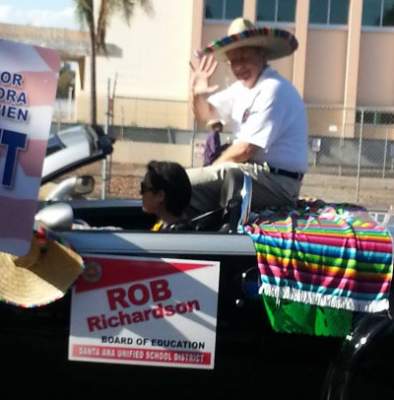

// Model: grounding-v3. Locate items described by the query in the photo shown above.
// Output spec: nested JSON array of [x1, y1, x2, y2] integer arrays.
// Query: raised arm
[[189, 54, 220, 124]]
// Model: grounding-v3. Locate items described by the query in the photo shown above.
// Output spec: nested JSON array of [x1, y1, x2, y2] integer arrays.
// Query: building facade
[[74, 0, 394, 140]]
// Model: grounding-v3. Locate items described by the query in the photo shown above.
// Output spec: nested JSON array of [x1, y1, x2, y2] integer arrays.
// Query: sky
[[0, 0, 80, 30]]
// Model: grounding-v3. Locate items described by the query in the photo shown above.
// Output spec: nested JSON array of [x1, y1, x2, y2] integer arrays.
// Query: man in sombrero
[[188, 17, 308, 218]]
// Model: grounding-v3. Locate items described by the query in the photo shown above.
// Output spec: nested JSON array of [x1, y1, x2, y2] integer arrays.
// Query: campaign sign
[[69, 255, 220, 370], [0, 39, 60, 256]]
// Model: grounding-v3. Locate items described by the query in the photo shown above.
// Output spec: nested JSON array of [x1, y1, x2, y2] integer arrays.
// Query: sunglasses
[[140, 182, 155, 195]]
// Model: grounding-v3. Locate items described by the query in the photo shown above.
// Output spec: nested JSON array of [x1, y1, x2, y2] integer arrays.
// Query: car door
[[0, 215, 343, 398], [58, 228, 342, 397], [62, 229, 262, 377]]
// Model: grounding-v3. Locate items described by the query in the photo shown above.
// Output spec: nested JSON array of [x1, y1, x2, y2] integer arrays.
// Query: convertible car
[[1, 125, 394, 398]]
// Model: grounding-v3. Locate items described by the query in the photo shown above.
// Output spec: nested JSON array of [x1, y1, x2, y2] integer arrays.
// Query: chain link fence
[[303, 105, 394, 210], [51, 104, 394, 211]]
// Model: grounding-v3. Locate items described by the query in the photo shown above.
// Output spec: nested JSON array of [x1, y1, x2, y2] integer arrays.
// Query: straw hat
[[198, 17, 298, 61], [0, 235, 83, 307]]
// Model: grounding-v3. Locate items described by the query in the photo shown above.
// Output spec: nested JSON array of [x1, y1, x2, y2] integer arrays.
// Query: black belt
[[269, 166, 304, 181]]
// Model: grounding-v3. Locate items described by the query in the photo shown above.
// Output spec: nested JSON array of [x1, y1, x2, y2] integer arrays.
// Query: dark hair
[[144, 161, 192, 217]]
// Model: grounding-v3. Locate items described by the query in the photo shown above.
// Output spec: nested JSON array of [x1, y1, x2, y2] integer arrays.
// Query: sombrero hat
[[198, 17, 298, 61], [206, 118, 225, 128], [0, 235, 84, 307]]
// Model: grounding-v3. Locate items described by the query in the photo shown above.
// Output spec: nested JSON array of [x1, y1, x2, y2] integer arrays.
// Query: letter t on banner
[[0, 39, 60, 256]]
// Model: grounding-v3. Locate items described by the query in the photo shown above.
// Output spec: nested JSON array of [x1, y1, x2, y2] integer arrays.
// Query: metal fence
[[52, 105, 394, 210], [303, 105, 394, 210]]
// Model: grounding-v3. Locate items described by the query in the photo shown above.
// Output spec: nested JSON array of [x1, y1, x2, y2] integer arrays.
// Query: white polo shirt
[[208, 67, 308, 173]]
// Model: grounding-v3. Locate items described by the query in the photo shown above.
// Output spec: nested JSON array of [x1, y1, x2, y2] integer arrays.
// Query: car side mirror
[[35, 202, 74, 230], [73, 175, 95, 196], [45, 175, 95, 201]]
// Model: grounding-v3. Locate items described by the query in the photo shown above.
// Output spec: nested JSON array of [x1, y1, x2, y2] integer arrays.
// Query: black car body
[[1, 125, 393, 399]]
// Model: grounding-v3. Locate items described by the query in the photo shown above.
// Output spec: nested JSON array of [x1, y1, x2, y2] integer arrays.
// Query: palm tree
[[74, 0, 151, 125]]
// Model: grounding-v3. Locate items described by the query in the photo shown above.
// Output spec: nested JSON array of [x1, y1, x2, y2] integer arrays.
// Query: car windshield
[[46, 132, 65, 156], [58, 126, 96, 152], [41, 125, 112, 184]]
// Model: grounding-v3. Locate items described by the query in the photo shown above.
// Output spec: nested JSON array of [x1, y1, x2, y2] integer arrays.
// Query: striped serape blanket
[[242, 200, 393, 314]]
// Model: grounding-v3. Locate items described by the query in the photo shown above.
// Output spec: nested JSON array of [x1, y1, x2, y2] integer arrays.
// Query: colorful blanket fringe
[[242, 200, 393, 336]]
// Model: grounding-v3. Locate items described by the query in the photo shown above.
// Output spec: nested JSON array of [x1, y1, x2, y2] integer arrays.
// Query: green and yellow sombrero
[[198, 17, 298, 62]]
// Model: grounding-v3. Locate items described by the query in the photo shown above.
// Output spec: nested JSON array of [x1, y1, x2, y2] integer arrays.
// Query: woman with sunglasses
[[140, 160, 192, 231]]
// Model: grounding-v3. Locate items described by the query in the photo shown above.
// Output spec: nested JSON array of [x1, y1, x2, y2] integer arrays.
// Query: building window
[[362, 0, 394, 27], [256, 0, 296, 23], [356, 110, 394, 125], [309, 0, 349, 25], [205, 0, 244, 20]]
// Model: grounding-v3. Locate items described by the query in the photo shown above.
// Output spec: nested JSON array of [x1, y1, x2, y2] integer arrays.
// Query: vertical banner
[[0, 39, 60, 256], [69, 255, 220, 370]]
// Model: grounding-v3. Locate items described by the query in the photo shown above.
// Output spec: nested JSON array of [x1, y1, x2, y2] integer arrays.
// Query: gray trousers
[[186, 162, 302, 215]]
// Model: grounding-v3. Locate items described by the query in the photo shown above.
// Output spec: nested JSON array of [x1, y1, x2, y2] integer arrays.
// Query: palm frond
[[97, 0, 110, 52], [96, 0, 151, 51], [73, 0, 94, 28], [116, 0, 136, 23]]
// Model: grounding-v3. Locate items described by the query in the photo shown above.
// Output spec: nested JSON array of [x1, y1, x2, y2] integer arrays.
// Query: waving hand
[[190, 54, 219, 96]]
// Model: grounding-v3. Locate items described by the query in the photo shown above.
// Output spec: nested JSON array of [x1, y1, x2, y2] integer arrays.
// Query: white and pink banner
[[0, 39, 60, 256], [69, 255, 220, 370]]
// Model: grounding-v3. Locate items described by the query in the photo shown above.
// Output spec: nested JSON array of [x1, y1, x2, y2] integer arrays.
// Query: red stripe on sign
[[19, 71, 58, 106], [72, 344, 211, 365], [18, 139, 47, 177], [76, 256, 213, 293], [0, 196, 37, 240], [34, 46, 61, 72]]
